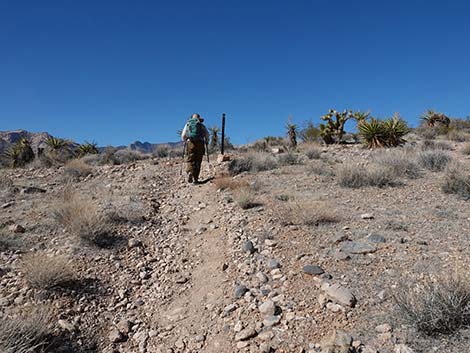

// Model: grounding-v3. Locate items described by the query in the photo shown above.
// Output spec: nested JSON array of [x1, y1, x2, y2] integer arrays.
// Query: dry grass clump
[[441, 163, 470, 200], [394, 272, 470, 336], [305, 146, 322, 160], [373, 149, 421, 179], [22, 253, 75, 289], [277, 201, 339, 226], [107, 196, 146, 224], [447, 129, 470, 142], [0, 308, 53, 353], [418, 150, 452, 172], [421, 140, 452, 151], [62, 158, 92, 182], [461, 143, 470, 155], [0, 174, 14, 189], [213, 174, 249, 190], [52, 190, 113, 247], [234, 187, 259, 210], [338, 164, 399, 188], [278, 152, 301, 166], [113, 149, 150, 164], [228, 152, 278, 175]]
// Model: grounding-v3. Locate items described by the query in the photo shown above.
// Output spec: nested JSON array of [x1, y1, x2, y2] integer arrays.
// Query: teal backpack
[[187, 118, 204, 141]]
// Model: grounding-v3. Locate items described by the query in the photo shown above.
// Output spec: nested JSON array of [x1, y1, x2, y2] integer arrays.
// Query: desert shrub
[[62, 158, 92, 182], [0, 308, 53, 353], [421, 140, 452, 151], [418, 150, 452, 172], [446, 129, 470, 142], [373, 149, 421, 179], [113, 149, 150, 164], [308, 161, 336, 177], [278, 152, 301, 166], [277, 201, 339, 226], [228, 153, 278, 175], [394, 273, 470, 335], [22, 253, 75, 289], [305, 146, 322, 160], [338, 164, 399, 188], [299, 121, 322, 143], [461, 143, 470, 155], [441, 164, 470, 200], [214, 175, 249, 190], [52, 191, 114, 247], [0, 174, 13, 189], [234, 187, 258, 210], [275, 194, 290, 202], [153, 145, 169, 158]]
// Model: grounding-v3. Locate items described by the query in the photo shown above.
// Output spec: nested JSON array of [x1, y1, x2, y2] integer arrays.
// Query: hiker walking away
[[181, 114, 209, 184]]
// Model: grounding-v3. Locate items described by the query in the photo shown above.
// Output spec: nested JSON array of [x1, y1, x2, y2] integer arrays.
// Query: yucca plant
[[77, 141, 99, 156], [3, 138, 35, 167], [421, 110, 450, 128], [286, 116, 298, 149], [45, 137, 70, 151], [384, 114, 410, 146], [358, 115, 410, 148], [358, 118, 388, 148]]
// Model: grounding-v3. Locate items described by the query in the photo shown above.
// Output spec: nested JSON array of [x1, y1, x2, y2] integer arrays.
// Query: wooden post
[[221, 113, 226, 155]]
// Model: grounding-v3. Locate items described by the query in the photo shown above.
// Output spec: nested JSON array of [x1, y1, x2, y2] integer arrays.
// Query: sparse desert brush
[[278, 152, 301, 166], [214, 174, 248, 190], [441, 163, 470, 200], [62, 158, 92, 182], [52, 190, 113, 247], [277, 201, 339, 226], [305, 146, 322, 160], [418, 150, 452, 172], [113, 149, 149, 165], [446, 129, 469, 142], [22, 253, 75, 289], [234, 187, 258, 210], [0, 174, 13, 189], [421, 139, 452, 151], [394, 272, 470, 336], [373, 149, 421, 179], [228, 153, 278, 175], [0, 308, 54, 353], [308, 161, 336, 177], [460, 143, 470, 155], [338, 163, 399, 188]]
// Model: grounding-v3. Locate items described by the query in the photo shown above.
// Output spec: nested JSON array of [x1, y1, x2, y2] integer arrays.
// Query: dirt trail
[[158, 169, 232, 352]]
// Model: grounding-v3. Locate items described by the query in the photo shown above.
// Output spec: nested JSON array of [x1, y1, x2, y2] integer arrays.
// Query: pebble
[[395, 344, 415, 353], [361, 213, 374, 219], [8, 224, 25, 233], [340, 241, 377, 254], [268, 259, 280, 269], [259, 300, 276, 316], [321, 283, 357, 307], [263, 315, 281, 327], [375, 324, 392, 333], [109, 329, 126, 343], [302, 265, 325, 276], [235, 327, 257, 341], [234, 284, 249, 299], [242, 240, 255, 254]]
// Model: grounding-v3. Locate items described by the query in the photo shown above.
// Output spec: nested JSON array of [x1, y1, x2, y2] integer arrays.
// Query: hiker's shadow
[[198, 177, 215, 185]]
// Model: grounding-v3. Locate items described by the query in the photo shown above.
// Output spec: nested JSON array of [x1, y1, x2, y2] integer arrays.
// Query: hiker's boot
[[193, 178, 199, 185]]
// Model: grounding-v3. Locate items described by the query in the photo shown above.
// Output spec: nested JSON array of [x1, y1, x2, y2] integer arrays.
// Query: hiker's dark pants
[[186, 140, 205, 181]]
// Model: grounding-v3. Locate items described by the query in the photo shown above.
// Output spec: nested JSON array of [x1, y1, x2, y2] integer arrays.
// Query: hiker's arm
[[181, 124, 188, 141], [203, 126, 209, 143]]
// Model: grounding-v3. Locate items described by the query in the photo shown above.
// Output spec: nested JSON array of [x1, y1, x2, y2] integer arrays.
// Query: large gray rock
[[340, 241, 377, 254], [259, 300, 276, 316], [321, 283, 357, 307], [320, 330, 353, 353], [303, 265, 325, 275]]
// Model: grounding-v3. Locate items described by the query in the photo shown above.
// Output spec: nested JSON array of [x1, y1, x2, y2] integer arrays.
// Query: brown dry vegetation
[[22, 253, 75, 289]]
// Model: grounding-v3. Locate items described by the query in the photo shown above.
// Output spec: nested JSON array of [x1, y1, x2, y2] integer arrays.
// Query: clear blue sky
[[1, 0, 470, 146]]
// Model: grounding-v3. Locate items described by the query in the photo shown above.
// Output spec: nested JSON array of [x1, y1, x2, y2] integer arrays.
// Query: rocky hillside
[[0, 130, 52, 154], [0, 138, 469, 353]]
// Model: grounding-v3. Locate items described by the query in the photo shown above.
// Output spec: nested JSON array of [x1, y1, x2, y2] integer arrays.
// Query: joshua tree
[[320, 109, 370, 144], [286, 116, 298, 149]]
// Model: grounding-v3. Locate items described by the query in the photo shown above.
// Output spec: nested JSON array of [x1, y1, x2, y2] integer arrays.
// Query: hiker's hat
[[191, 113, 204, 122]]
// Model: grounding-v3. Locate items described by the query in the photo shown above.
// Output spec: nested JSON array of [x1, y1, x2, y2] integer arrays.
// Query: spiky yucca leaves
[[3, 138, 35, 167], [45, 137, 70, 151], [358, 118, 387, 148], [421, 110, 450, 128], [286, 116, 298, 149], [358, 116, 410, 148], [77, 141, 99, 157], [383, 115, 411, 146]]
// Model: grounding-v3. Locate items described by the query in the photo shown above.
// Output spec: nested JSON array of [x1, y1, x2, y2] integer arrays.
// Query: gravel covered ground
[[0, 140, 469, 353]]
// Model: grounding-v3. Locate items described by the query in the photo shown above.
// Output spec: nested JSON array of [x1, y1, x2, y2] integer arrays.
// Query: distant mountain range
[[0, 130, 183, 155]]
